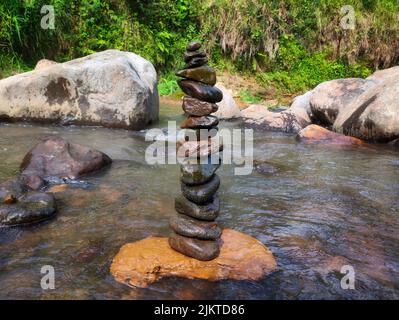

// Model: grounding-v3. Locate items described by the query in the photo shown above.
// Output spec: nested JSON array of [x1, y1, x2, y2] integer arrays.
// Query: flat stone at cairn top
[[110, 229, 277, 288]]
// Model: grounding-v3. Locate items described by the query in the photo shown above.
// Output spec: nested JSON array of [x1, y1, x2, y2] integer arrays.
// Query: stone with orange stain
[[110, 229, 277, 288], [297, 124, 364, 145], [47, 184, 69, 193], [3, 194, 16, 204]]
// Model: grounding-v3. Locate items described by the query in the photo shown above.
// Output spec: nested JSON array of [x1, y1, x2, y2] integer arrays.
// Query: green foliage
[[0, 0, 397, 97], [257, 36, 372, 94], [239, 89, 263, 104], [158, 74, 181, 96]]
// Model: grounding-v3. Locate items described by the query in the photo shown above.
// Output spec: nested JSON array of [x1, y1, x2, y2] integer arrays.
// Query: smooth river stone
[[184, 50, 206, 62], [0, 192, 56, 226], [181, 175, 220, 204], [180, 157, 221, 185], [186, 41, 201, 51], [176, 139, 223, 158], [170, 214, 222, 240], [181, 115, 219, 129], [169, 232, 221, 261], [178, 80, 223, 103], [182, 96, 218, 116], [184, 57, 208, 69], [176, 66, 216, 86], [175, 194, 220, 221]]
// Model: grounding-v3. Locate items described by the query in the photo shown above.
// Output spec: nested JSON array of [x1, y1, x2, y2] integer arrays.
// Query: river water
[[0, 104, 398, 299]]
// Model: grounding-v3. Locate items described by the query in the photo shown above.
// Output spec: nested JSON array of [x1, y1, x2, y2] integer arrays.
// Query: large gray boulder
[[0, 50, 159, 129], [309, 78, 377, 127], [290, 66, 399, 142], [333, 72, 399, 142], [211, 83, 242, 119]]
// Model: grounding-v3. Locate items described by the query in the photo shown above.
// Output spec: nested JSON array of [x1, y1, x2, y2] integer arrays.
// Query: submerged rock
[[20, 136, 112, 181], [297, 124, 364, 145], [175, 194, 220, 221], [0, 50, 159, 130], [181, 175, 220, 204], [110, 229, 277, 288], [0, 192, 56, 226]]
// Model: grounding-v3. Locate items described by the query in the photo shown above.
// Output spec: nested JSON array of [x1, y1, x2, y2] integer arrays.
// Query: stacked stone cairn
[[168, 41, 224, 261]]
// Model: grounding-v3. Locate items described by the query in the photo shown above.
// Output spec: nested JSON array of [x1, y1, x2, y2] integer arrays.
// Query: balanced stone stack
[[168, 41, 224, 261]]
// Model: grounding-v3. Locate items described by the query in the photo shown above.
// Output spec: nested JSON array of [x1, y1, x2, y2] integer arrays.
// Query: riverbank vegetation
[[1, 0, 398, 102]]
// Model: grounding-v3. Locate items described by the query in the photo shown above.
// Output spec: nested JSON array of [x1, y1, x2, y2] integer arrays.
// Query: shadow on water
[[0, 104, 398, 299]]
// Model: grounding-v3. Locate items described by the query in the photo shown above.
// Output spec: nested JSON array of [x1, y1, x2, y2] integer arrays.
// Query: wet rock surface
[[181, 175, 220, 204], [169, 232, 221, 261], [175, 194, 220, 221], [182, 96, 218, 116], [0, 192, 56, 226], [170, 214, 222, 240], [298, 124, 364, 145], [180, 115, 219, 129], [172, 41, 223, 260], [111, 229, 277, 287], [21, 136, 112, 181], [178, 80, 223, 103], [176, 65, 216, 86], [180, 158, 220, 185]]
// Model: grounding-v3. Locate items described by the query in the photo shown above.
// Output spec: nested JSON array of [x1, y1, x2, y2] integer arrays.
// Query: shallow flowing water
[[0, 104, 398, 299]]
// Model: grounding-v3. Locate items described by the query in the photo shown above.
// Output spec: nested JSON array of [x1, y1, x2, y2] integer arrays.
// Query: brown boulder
[[298, 124, 364, 145], [20, 136, 112, 180], [110, 229, 277, 288]]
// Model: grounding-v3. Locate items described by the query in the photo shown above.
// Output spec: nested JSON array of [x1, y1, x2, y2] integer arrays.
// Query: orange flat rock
[[298, 124, 364, 145], [110, 229, 277, 288]]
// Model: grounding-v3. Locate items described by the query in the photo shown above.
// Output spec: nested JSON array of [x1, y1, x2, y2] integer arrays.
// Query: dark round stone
[[178, 80, 223, 103], [170, 214, 221, 240], [182, 96, 218, 116], [176, 65, 216, 86], [184, 57, 208, 69], [186, 41, 201, 51], [180, 157, 221, 185], [181, 115, 219, 129], [0, 178, 26, 203], [181, 175, 220, 204], [0, 192, 56, 226], [169, 232, 221, 261], [184, 50, 206, 63], [175, 194, 220, 221]]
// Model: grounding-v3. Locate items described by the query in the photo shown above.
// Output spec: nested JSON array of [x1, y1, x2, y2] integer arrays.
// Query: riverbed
[[0, 104, 398, 299]]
